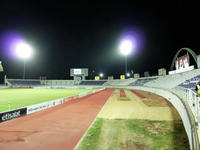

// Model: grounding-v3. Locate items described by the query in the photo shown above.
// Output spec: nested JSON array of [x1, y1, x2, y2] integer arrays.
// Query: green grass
[[0, 88, 95, 112], [126, 119, 190, 150], [77, 119, 190, 150], [77, 118, 103, 150]]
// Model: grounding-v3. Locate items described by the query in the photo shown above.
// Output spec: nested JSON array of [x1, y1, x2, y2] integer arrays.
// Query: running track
[[0, 89, 114, 150]]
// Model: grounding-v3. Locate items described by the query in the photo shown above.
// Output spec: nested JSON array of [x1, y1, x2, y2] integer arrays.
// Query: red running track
[[0, 89, 114, 150], [120, 89, 126, 98], [131, 90, 146, 99]]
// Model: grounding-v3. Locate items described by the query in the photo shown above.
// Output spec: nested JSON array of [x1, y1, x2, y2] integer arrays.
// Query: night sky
[[0, 1, 199, 81]]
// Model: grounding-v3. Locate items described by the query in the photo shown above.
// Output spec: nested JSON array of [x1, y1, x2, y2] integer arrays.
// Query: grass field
[[77, 118, 190, 150], [0, 88, 95, 112]]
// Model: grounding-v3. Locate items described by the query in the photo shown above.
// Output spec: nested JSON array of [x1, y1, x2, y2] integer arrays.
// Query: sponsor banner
[[34, 86, 93, 89], [63, 95, 79, 103], [27, 101, 51, 114], [27, 88, 105, 114], [49, 98, 63, 107], [78, 92, 88, 98], [0, 107, 27, 123]]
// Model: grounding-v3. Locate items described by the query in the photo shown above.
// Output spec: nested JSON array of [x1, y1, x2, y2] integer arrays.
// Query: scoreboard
[[70, 68, 88, 76]]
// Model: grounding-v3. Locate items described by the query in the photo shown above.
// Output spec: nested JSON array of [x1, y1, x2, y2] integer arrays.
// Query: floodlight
[[119, 40, 133, 56], [99, 73, 103, 78], [15, 42, 33, 79], [16, 42, 32, 59], [126, 73, 130, 77]]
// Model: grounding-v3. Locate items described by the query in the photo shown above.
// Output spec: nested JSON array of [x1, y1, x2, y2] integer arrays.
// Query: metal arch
[[170, 48, 197, 70]]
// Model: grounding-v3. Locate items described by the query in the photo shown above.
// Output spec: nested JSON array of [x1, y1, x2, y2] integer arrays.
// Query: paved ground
[[0, 89, 114, 150]]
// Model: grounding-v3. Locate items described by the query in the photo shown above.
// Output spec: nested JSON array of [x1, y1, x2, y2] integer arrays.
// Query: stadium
[[0, 47, 200, 150], [1, 1, 200, 150]]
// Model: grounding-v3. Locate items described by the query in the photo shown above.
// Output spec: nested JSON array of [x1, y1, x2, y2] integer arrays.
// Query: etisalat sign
[[0, 108, 27, 123]]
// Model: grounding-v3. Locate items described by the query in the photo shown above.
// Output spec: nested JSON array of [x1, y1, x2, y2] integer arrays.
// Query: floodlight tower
[[119, 40, 133, 77], [15, 42, 32, 79]]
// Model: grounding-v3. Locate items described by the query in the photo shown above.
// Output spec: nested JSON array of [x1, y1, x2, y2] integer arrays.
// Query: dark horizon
[[0, 1, 200, 81]]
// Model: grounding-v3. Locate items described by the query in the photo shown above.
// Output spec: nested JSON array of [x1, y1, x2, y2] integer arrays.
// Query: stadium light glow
[[119, 39, 134, 78], [126, 72, 130, 77], [99, 73, 103, 78], [16, 42, 32, 59], [15, 42, 33, 79], [119, 40, 133, 56]]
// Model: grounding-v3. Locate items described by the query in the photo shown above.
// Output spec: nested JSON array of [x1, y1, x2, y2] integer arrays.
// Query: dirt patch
[[143, 122, 166, 135], [80, 119, 189, 150], [120, 140, 148, 150], [119, 98, 130, 101], [134, 90, 173, 107]]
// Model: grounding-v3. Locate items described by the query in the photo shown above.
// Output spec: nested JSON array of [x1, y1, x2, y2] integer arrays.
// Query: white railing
[[185, 89, 200, 126]]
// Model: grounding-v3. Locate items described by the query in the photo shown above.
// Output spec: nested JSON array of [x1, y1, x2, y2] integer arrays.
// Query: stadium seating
[[145, 69, 200, 89], [43, 80, 75, 86], [7, 80, 41, 86], [177, 74, 200, 90], [129, 77, 158, 86], [104, 78, 137, 86], [79, 80, 107, 85]]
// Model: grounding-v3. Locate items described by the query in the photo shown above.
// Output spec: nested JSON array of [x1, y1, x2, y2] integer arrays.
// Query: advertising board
[[0, 107, 27, 123], [27, 101, 50, 114]]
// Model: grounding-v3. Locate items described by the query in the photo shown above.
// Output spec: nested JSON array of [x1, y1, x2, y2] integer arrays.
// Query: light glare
[[100, 73, 103, 78], [126, 73, 130, 77], [119, 40, 133, 56], [16, 43, 32, 59]]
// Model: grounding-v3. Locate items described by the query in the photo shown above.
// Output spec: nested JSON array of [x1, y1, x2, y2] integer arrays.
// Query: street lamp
[[119, 40, 133, 77], [15, 42, 32, 79]]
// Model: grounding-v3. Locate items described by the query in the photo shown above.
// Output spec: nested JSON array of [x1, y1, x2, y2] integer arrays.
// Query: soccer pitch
[[0, 88, 95, 112]]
